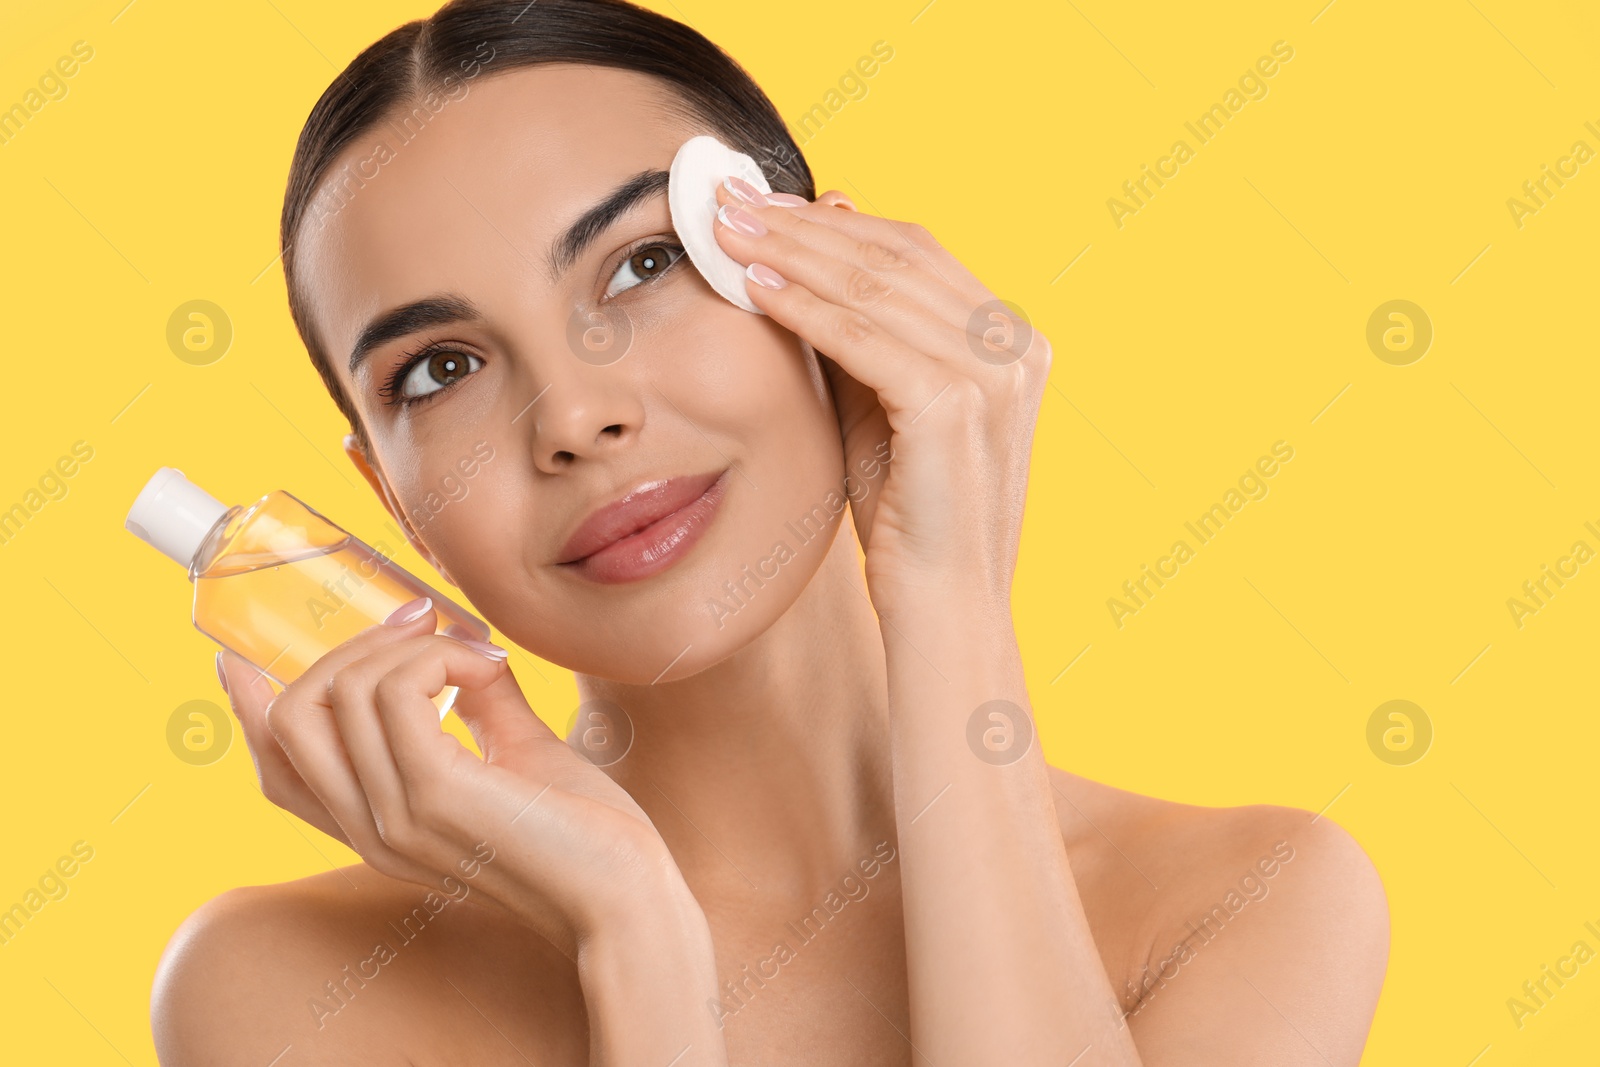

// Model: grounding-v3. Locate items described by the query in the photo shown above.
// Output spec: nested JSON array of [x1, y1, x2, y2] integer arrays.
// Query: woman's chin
[[514, 569, 807, 684]]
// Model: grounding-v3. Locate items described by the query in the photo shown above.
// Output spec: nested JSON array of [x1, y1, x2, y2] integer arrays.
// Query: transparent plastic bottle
[[126, 468, 490, 718]]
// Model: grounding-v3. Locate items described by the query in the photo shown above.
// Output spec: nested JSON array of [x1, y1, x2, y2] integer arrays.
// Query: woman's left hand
[[714, 183, 1148, 1067], [711, 178, 1051, 614]]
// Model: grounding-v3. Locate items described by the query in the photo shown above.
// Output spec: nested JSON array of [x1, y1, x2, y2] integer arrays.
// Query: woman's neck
[[573, 524, 896, 913]]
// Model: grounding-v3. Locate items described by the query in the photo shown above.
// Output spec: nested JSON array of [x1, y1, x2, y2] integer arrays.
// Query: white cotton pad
[[669, 134, 773, 314]]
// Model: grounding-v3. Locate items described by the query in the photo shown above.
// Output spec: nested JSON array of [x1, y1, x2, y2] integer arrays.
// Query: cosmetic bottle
[[125, 468, 489, 718]]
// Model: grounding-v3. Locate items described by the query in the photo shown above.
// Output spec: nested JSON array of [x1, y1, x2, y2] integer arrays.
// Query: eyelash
[[376, 236, 687, 408], [377, 338, 476, 408]]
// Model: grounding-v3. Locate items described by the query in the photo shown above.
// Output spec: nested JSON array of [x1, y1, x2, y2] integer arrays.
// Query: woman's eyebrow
[[348, 294, 481, 374], [544, 168, 671, 281]]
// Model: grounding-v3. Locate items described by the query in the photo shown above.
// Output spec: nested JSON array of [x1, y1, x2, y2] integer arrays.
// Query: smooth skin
[[151, 64, 1388, 1066]]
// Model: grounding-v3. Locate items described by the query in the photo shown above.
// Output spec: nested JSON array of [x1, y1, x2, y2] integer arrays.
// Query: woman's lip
[[550, 470, 726, 585], [558, 469, 729, 584]]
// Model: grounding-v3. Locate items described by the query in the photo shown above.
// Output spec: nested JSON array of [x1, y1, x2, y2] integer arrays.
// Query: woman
[[151, 1, 1389, 1063]]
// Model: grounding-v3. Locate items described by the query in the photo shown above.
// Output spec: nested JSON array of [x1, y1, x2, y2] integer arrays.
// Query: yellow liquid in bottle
[[192, 491, 488, 717]]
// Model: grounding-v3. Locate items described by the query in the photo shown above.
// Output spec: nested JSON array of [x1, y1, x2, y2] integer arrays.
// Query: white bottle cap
[[125, 468, 229, 567]]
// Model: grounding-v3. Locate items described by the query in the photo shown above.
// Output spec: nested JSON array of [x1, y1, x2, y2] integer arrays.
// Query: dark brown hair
[[278, 0, 815, 446]]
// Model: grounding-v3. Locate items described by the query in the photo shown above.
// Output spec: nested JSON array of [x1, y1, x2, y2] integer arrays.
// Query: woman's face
[[296, 64, 846, 682]]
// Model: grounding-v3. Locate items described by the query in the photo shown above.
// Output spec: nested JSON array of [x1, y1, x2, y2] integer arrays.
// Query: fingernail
[[765, 192, 809, 207], [717, 203, 766, 237], [215, 650, 229, 694], [723, 174, 768, 207], [460, 638, 509, 661], [746, 262, 786, 290], [385, 596, 432, 625]]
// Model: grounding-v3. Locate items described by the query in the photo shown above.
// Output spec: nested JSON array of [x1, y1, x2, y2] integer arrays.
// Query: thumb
[[450, 660, 559, 762], [819, 352, 878, 434]]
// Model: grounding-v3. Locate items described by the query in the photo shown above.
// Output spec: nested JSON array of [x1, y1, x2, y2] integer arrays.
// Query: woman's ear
[[816, 189, 858, 211], [342, 434, 455, 583], [344, 432, 391, 507]]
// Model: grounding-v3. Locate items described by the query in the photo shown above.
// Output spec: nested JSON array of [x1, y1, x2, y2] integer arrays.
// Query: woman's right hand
[[214, 596, 689, 961]]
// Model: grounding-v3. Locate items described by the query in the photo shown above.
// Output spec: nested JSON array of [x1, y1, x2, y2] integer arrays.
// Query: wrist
[[577, 848, 712, 973], [589, 854, 708, 937], [873, 586, 1018, 654], [487, 832, 702, 961], [558, 829, 696, 938], [870, 587, 1030, 733], [577, 879, 726, 1065], [867, 564, 1013, 623]]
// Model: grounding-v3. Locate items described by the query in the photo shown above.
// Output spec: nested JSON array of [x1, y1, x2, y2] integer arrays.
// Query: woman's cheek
[[667, 314, 826, 430], [405, 457, 522, 589]]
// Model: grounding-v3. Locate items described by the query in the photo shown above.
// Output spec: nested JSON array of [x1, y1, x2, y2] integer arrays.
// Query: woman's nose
[[520, 370, 646, 474]]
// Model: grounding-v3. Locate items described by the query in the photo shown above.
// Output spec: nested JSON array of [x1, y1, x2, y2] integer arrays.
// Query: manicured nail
[[385, 596, 432, 625], [460, 638, 509, 661], [716, 203, 766, 237], [723, 174, 768, 206], [215, 650, 229, 694], [765, 192, 809, 207], [746, 262, 787, 290]]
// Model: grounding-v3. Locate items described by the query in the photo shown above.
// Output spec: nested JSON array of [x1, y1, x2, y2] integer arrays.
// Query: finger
[[325, 625, 445, 839], [451, 659, 563, 764], [731, 258, 943, 417], [714, 190, 980, 358], [217, 650, 353, 847], [730, 182, 993, 304], [716, 229, 986, 394], [327, 626, 501, 814], [263, 598, 445, 869], [819, 352, 891, 439], [813, 189, 993, 301], [360, 636, 524, 785], [716, 179, 973, 332], [267, 595, 441, 740]]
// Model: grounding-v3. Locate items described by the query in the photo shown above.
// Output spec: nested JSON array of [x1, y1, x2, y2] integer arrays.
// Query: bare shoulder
[[150, 864, 582, 1066], [1047, 765, 1389, 1066]]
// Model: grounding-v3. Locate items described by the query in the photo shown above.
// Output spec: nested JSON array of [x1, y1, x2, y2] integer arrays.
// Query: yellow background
[[1, 0, 1596, 1061]]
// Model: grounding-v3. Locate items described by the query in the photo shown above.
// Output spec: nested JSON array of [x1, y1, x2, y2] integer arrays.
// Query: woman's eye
[[604, 241, 685, 299], [399, 349, 482, 399]]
